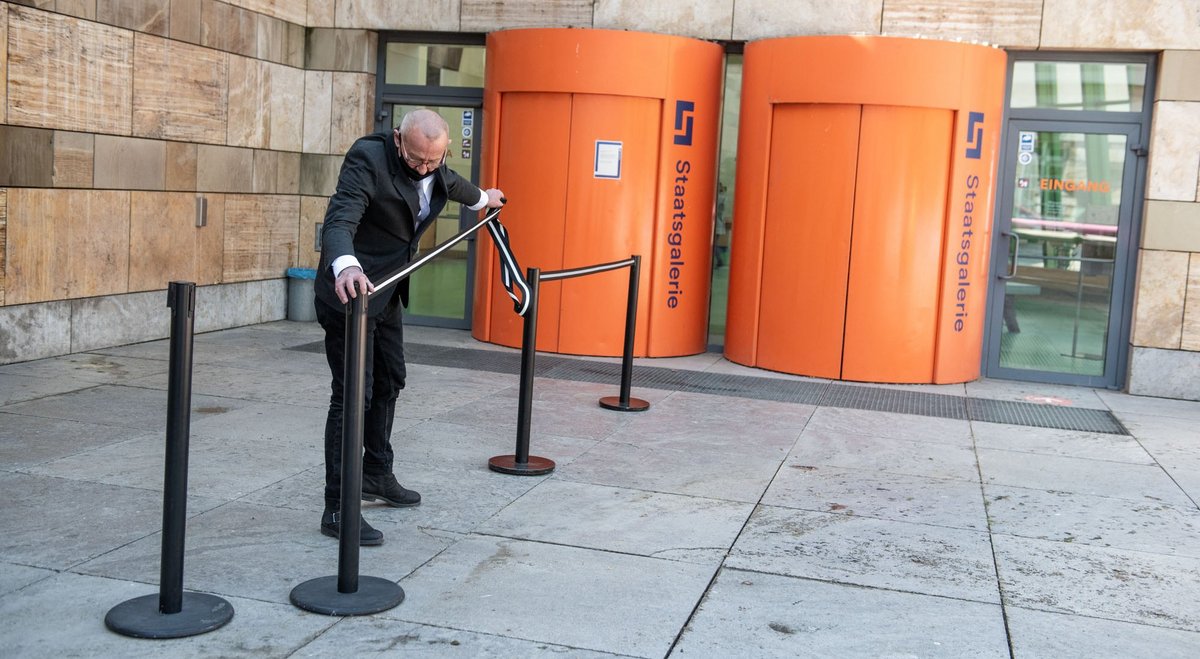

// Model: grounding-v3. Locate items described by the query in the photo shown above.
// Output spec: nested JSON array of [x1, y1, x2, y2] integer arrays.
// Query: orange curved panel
[[841, 105, 953, 383], [756, 104, 860, 378]]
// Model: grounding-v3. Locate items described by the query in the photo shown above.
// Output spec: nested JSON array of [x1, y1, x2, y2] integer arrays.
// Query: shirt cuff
[[331, 255, 362, 278], [467, 188, 488, 211]]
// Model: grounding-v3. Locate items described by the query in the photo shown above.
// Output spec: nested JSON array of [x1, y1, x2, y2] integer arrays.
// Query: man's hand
[[484, 188, 506, 208], [334, 265, 374, 304]]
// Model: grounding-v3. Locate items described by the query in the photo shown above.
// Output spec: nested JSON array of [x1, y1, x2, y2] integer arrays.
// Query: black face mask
[[400, 158, 434, 181]]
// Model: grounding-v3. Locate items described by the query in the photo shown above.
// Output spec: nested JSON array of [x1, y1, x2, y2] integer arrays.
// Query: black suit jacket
[[315, 131, 483, 316]]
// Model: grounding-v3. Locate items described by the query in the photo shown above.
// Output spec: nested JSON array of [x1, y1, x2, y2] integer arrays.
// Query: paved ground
[[0, 321, 1198, 658]]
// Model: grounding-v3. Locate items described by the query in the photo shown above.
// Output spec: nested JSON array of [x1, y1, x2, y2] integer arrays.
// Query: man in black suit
[[314, 108, 505, 545]]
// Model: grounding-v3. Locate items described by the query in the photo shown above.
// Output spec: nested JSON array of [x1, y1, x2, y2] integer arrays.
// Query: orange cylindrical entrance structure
[[725, 36, 1006, 383], [473, 29, 722, 357]]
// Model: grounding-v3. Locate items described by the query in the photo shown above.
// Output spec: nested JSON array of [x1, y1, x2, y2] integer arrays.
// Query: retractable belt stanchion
[[599, 254, 649, 412], [291, 204, 512, 616], [106, 282, 234, 638], [488, 267, 556, 475]]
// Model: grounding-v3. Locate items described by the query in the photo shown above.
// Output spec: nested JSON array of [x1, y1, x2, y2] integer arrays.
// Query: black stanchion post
[[489, 268, 555, 475], [600, 255, 650, 412], [105, 282, 234, 639], [290, 293, 405, 616]]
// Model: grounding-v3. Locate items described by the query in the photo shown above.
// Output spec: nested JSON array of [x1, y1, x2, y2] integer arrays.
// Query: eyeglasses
[[398, 133, 448, 169]]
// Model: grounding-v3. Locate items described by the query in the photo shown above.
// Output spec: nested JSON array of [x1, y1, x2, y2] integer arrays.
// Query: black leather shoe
[[362, 473, 421, 507], [320, 509, 384, 546]]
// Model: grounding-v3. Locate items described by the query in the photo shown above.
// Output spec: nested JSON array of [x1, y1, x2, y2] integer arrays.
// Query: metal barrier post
[[290, 293, 405, 616], [105, 282, 234, 639], [600, 255, 650, 412], [489, 267, 555, 475]]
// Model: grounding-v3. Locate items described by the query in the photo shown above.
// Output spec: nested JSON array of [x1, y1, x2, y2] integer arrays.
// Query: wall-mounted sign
[[594, 140, 622, 179]]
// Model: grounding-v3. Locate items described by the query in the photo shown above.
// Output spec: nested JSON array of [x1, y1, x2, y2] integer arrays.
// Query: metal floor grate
[[288, 340, 1129, 435]]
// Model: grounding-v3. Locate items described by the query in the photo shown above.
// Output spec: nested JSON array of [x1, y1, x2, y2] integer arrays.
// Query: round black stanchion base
[[599, 396, 650, 412], [289, 576, 404, 616], [488, 454, 556, 475], [105, 592, 234, 639]]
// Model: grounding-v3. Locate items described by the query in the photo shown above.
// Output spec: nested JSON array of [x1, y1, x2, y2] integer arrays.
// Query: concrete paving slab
[[390, 534, 715, 657], [292, 616, 637, 658], [0, 352, 169, 385], [790, 427, 981, 481], [0, 562, 54, 596], [1005, 605, 1200, 659], [476, 479, 754, 565], [728, 505, 999, 603], [984, 484, 1200, 558], [393, 418, 600, 471], [397, 364, 520, 419], [74, 501, 455, 605], [977, 448, 1193, 507], [993, 534, 1200, 632], [435, 378, 640, 441], [0, 372, 100, 407], [556, 436, 783, 503], [965, 379, 1108, 408], [0, 384, 257, 433], [805, 407, 974, 447], [126, 361, 332, 408], [762, 465, 988, 530], [0, 571, 333, 658], [0, 472, 225, 570], [672, 568, 1008, 658], [971, 420, 1156, 464], [1118, 411, 1198, 446], [1097, 390, 1200, 421], [0, 412, 147, 469], [23, 430, 320, 501], [185, 399, 332, 445], [618, 391, 811, 457]]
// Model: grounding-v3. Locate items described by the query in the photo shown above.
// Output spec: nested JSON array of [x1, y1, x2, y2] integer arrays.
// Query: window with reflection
[[1010, 61, 1146, 112], [384, 43, 486, 88]]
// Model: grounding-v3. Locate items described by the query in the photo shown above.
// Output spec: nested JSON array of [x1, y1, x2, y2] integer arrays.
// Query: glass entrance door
[[386, 103, 481, 328], [985, 122, 1139, 386]]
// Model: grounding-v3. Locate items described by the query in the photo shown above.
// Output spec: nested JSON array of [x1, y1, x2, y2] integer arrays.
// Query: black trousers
[[315, 293, 406, 509]]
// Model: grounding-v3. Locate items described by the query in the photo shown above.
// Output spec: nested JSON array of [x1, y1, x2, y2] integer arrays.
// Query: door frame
[[982, 51, 1156, 389], [374, 32, 487, 330]]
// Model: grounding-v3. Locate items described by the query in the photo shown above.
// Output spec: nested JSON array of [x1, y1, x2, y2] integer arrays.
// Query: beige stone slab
[[1142, 200, 1200, 253], [881, 0, 1039, 47], [55, 0, 96, 20], [252, 149, 279, 193], [307, 0, 334, 27], [1132, 249, 1189, 349], [1042, 0, 1200, 49], [164, 141, 197, 190], [298, 195, 326, 269], [0, 188, 6, 306], [284, 20, 304, 68], [335, 0, 459, 30], [277, 151, 300, 194], [302, 70, 333, 154], [129, 191, 224, 291], [52, 131, 93, 188], [132, 33, 228, 144], [465, 0, 595, 31], [227, 54, 269, 148], [299, 153, 342, 197], [1148, 101, 1200, 202], [93, 134, 165, 190], [733, 0, 881, 40], [266, 62, 305, 152], [330, 72, 373, 155], [256, 12, 286, 64], [222, 194, 299, 281], [226, 0, 306, 24], [592, 0, 729, 38], [0, 125, 53, 187], [305, 28, 376, 73], [201, 0, 256, 56], [197, 144, 254, 192], [1184, 253, 1200, 351], [68, 190, 131, 299], [1159, 50, 1200, 102], [169, 0, 201, 44], [7, 6, 133, 135], [97, 0, 168, 36]]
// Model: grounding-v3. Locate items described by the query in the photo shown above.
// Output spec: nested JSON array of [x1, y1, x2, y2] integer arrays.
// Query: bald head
[[399, 109, 449, 142]]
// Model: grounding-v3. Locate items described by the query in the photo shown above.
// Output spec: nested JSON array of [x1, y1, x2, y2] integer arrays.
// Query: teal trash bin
[[286, 267, 317, 321]]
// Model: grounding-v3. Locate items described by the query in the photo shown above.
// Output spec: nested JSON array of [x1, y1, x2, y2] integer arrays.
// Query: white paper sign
[[594, 140, 622, 179]]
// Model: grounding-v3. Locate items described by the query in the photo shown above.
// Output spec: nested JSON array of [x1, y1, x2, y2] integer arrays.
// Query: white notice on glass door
[[594, 140, 622, 179]]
